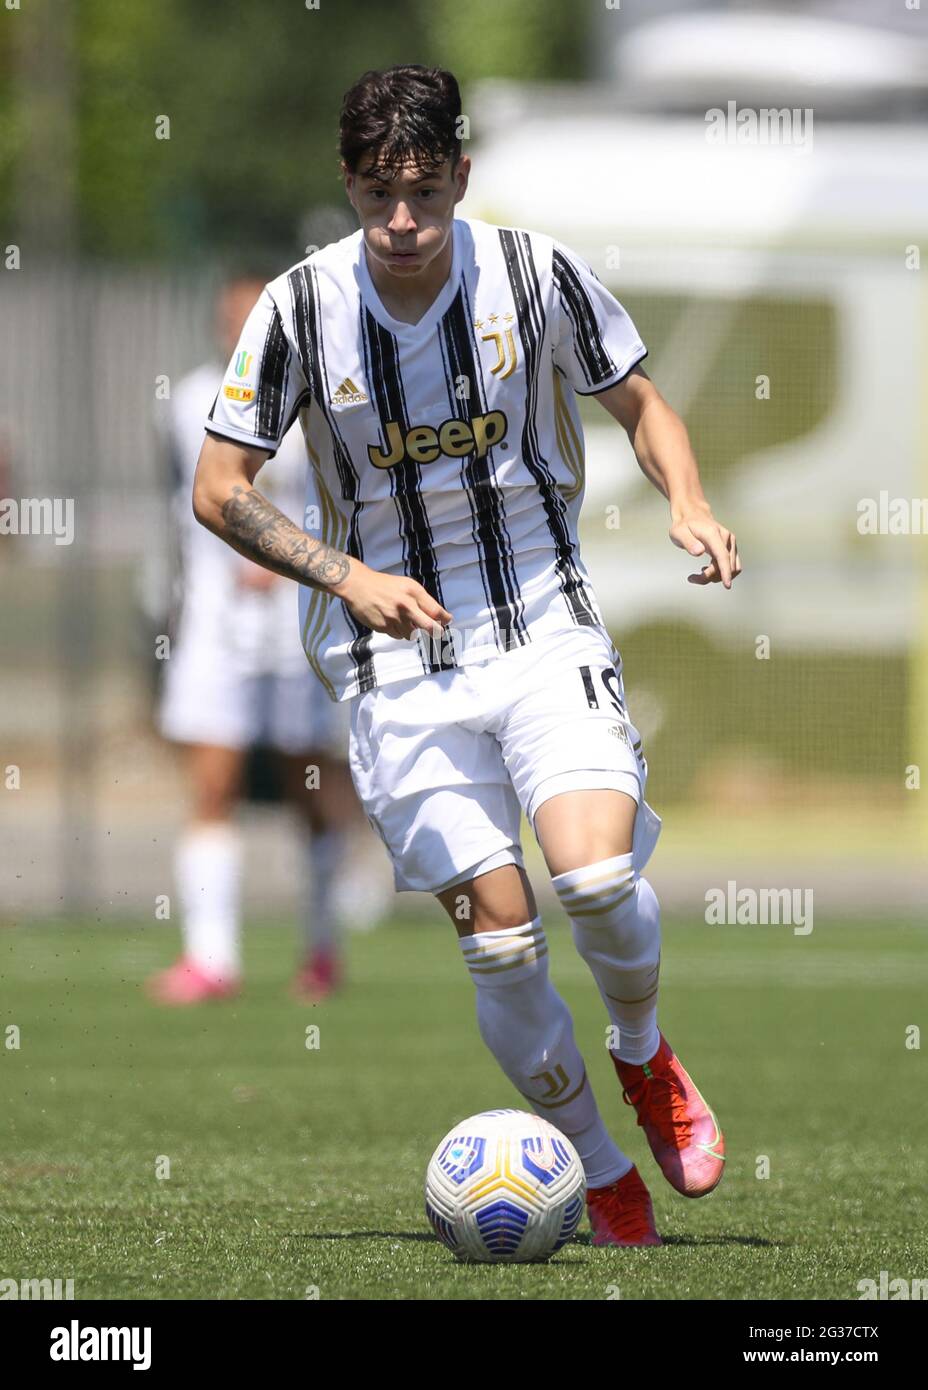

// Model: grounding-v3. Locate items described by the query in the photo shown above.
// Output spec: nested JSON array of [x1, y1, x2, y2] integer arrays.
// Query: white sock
[[459, 918, 632, 1188], [175, 822, 242, 981], [299, 825, 345, 954], [553, 853, 661, 1066]]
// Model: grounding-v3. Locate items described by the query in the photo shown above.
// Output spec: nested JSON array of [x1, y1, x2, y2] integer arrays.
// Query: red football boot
[[290, 947, 343, 1003], [612, 1033, 725, 1198], [587, 1164, 663, 1247], [145, 956, 240, 1006]]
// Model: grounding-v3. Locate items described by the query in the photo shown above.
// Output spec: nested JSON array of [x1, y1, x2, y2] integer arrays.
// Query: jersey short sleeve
[[206, 287, 307, 457], [551, 240, 647, 395]]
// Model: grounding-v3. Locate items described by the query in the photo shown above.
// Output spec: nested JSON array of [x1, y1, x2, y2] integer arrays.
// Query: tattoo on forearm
[[220, 485, 350, 589]]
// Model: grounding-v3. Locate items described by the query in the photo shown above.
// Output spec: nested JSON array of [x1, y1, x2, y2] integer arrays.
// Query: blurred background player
[[147, 272, 392, 1006]]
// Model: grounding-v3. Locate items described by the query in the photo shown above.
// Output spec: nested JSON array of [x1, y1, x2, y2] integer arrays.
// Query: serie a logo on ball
[[424, 1109, 586, 1263]]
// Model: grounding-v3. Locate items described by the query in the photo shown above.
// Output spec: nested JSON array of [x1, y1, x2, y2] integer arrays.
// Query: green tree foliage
[[0, 0, 585, 262]]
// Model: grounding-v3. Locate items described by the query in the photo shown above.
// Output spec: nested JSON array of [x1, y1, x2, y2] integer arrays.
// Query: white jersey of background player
[[163, 358, 310, 689], [151, 275, 391, 1008], [192, 68, 741, 1247]]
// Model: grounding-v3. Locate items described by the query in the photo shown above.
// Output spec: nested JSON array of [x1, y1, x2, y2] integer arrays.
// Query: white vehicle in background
[[464, 10, 928, 791]]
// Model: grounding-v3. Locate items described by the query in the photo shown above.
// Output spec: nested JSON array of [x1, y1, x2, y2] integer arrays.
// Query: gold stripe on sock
[[564, 880, 638, 918], [605, 982, 659, 1005], [467, 942, 549, 976], [555, 864, 634, 902], [461, 928, 544, 961]]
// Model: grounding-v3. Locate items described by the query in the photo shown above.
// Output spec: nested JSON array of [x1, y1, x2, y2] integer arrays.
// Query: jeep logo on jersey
[[368, 411, 507, 469]]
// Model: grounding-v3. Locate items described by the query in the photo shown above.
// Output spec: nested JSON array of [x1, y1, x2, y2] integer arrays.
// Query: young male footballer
[[192, 65, 741, 1246]]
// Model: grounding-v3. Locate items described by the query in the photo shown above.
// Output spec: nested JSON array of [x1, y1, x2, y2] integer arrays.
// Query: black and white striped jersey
[[205, 217, 647, 702]]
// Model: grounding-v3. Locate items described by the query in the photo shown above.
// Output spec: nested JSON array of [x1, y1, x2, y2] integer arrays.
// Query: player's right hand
[[329, 560, 453, 641]]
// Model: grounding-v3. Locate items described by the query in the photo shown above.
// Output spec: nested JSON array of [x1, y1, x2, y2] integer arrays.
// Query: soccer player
[[191, 67, 741, 1245], [150, 272, 392, 1007]]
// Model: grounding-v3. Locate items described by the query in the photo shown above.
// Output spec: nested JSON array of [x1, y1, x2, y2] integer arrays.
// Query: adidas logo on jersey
[[608, 722, 632, 749], [331, 378, 368, 407]]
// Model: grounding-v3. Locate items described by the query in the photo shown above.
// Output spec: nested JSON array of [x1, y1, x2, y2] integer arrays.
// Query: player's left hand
[[669, 510, 741, 589]]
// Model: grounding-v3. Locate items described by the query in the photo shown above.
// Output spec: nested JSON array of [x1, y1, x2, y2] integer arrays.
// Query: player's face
[[344, 154, 469, 280]]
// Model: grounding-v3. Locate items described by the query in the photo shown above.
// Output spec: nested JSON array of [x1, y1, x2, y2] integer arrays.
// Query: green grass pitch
[[1, 915, 925, 1300]]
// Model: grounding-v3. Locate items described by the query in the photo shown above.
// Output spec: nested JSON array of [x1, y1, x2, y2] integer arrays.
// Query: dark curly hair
[[339, 65, 462, 181]]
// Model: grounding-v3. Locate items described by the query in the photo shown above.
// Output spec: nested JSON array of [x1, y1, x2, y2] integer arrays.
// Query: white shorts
[[159, 645, 350, 756], [347, 624, 662, 894]]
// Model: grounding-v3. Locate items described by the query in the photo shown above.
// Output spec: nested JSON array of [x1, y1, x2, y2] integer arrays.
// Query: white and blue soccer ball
[[425, 1109, 586, 1263]]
